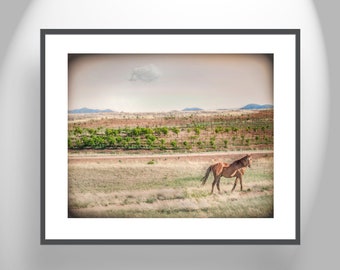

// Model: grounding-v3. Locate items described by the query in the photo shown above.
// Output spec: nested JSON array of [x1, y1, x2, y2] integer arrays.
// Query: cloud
[[129, 64, 161, 82]]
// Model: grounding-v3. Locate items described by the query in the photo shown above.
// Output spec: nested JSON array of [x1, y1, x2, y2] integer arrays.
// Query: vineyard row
[[68, 124, 273, 151]]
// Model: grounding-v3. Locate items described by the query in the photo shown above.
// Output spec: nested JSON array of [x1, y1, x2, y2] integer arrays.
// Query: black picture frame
[[41, 29, 300, 245]]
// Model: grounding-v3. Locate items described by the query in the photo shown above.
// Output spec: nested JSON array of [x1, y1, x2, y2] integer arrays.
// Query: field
[[68, 110, 273, 218], [68, 109, 273, 153]]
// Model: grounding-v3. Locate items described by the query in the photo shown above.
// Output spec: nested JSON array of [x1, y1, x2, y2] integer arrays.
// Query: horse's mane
[[230, 155, 250, 167]]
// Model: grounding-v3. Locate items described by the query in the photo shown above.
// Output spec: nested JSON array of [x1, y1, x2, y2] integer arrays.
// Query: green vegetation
[[68, 111, 273, 152], [147, 159, 156, 165]]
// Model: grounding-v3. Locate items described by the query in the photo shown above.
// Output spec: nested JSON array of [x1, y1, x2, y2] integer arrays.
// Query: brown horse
[[201, 154, 252, 194]]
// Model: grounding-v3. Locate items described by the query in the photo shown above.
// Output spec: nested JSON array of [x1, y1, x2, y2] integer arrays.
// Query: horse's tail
[[201, 165, 212, 185]]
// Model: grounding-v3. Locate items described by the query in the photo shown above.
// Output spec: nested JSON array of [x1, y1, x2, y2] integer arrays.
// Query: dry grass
[[68, 152, 273, 218]]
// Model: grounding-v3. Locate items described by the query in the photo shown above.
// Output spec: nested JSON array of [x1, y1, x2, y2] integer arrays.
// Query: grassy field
[[68, 152, 273, 218]]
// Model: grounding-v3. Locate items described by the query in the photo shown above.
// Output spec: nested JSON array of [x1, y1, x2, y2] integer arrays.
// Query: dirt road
[[68, 150, 273, 163]]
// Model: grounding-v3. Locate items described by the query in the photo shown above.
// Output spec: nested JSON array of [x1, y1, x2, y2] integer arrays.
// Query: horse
[[201, 154, 252, 194]]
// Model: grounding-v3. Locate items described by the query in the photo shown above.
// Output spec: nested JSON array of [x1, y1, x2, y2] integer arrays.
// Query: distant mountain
[[182, 107, 204, 111], [240, 104, 273, 110], [68, 107, 114, 114]]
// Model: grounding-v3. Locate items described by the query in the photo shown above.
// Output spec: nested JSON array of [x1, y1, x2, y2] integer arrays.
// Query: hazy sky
[[68, 54, 273, 112]]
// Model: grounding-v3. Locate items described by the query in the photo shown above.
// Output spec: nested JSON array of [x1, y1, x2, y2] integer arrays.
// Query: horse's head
[[238, 154, 252, 168], [245, 154, 252, 168]]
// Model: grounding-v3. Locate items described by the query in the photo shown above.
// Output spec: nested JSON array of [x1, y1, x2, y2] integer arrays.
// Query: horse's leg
[[239, 174, 243, 191], [231, 177, 238, 192], [211, 176, 216, 194], [216, 176, 222, 193], [211, 168, 219, 194], [210, 176, 219, 194]]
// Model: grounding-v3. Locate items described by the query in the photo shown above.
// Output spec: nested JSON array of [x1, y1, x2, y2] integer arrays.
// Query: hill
[[182, 107, 203, 111], [68, 107, 113, 114], [241, 104, 273, 110]]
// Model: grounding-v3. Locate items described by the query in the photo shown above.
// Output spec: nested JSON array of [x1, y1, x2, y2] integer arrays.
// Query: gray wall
[[0, 1, 339, 269]]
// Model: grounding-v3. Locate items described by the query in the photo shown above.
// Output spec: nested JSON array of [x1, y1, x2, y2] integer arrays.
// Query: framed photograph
[[41, 29, 300, 244]]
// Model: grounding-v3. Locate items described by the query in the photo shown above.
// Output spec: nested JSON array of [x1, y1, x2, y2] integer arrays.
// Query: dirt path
[[68, 150, 273, 163]]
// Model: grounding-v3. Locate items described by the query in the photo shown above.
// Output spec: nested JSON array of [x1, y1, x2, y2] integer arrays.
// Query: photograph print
[[67, 53, 274, 219], [42, 30, 299, 243]]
